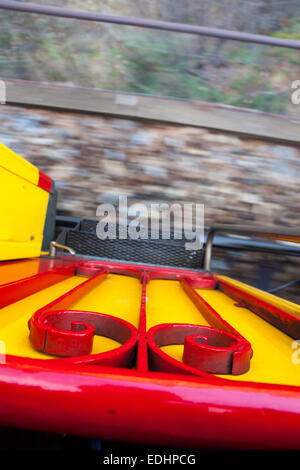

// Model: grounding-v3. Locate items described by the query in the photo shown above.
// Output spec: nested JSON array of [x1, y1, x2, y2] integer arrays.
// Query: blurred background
[[1, 0, 300, 113], [0, 0, 300, 300]]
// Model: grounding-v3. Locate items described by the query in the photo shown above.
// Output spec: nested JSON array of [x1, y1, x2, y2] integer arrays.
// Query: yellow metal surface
[[72, 273, 141, 354], [215, 274, 300, 318], [147, 279, 210, 329], [0, 143, 49, 261], [0, 259, 40, 285], [147, 279, 300, 386], [197, 288, 300, 385], [0, 273, 141, 359], [0, 142, 39, 186], [0, 270, 299, 386]]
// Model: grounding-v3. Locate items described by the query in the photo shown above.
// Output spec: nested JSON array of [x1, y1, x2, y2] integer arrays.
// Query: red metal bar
[[57, 255, 208, 279], [0, 261, 75, 308], [181, 278, 250, 341], [137, 273, 148, 372], [1, 356, 300, 449], [146, 277, 252, 376], [38, 169, 52, 193], [218, 278, 300, 339], [30, 268, 108, 315], [28, 268, 139, 367], [1, 255, 300, 447]]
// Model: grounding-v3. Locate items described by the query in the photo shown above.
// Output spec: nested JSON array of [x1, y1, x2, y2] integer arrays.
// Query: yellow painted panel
[[0, 242, 44, 260], [146, 278, 300, 386], [0, 273, 141, 360], [197, 288, 300, 386], [147, 279, 209, 329], [147, 280, 209, 371], [0, 166, 49, 260], [72, 273, 142, 355], [0, 276, 83, 359], [0, 259, 40, 284], [215, 274, 300, 317], [1, 268, 298, 386], [72, 273, 142, 327], [0, 142, 39, 186]]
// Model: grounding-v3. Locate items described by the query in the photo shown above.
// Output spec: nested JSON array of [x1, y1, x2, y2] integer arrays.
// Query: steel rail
[[204, 225, 300, 271], [1, 0, 300, 50]]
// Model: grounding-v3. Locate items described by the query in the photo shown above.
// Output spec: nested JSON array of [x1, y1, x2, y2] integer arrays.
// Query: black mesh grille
[[66, 219, 203, 268], [81, 219, 189, 240], [81, 219, 100, 232]]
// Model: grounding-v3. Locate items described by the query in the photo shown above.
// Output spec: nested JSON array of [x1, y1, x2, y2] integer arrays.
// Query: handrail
[[1, 1, 300, 50], [203, 224, 300, 271], [49, 241, 76, 258]]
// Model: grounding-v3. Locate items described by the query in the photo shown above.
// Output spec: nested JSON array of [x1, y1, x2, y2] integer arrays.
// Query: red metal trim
[[183, 327, 251, 375], [146, 276, 253, 376], [147, 323, 216, 377], [27, 267, 137, 367], [147, 323, 251, 376], [218, 278, 300, 339], [30, 268, 108, 315], [1, 356, 300, 448], [76, 260, 142, 279], [56, 255, 206, 279], [1, 255, 300, 447], [182, 276, 217, 289], [181, 278, 252, 344], [38, 169, 52, 192], [137, 273, 148, 372], [0, 262, 75, 308], [30, 309, 138, 367]]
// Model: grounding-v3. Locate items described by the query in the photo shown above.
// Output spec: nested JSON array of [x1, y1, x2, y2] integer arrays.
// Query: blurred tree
[[0, 0, 299, 114]]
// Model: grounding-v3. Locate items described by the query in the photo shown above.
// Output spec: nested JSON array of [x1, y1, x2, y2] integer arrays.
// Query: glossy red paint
[[38, 169, 52, 193], [76, 260, 142, 279], [183, 327, 251, 375], [1, 255, 300, 447], [181, 278, 253, 347], [147, 323, 251, 376], [29, 309, 138, 363], [218, 278, 300, 339], [29, 268, 108, 320], [60, 255, 211, 280], [136, 274, 148, 372], [1, 356, 300, 449], [0, 261, 75, 308], [182, 276, 217, 289], [28, 267, 138, 366]]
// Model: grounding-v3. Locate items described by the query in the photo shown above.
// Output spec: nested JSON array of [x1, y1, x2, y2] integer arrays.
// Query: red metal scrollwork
[[27, 266, 138, 367], [3, 257, 300, 447], [147, 323, 252, 376], [29, 309, 138, 368], [26, 260, 253, 375]]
